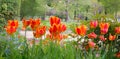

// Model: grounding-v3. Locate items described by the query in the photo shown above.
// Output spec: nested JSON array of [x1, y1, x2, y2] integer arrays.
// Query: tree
[[0, 0, 19, 20], [20, 0, 47, 19], [99, 0, 120, 17], [0, 0, 19, 31]]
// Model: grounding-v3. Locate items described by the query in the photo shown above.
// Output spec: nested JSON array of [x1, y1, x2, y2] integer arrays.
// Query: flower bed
[[0, 16, 120, 59]]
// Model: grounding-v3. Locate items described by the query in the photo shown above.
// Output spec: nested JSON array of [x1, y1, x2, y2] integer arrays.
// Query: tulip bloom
[[75, 25, 87, 36], [115, 27, 120, 34], [58, 23, 67, 33], [50, 16, 61, 26], [99, 22, 110, 34], [49, 24, 59, 35], [30, 18, 40, 30], [22, 18, 30, 28], [33, 26, 46, 38], [7, 20, 18, 29], [49, 23, 66, 35], [5, 26, 16, 35], [90, 20, 98, 28], [88, 41, 95, 48], [49, 16, 66, 41], [99, 35, 106, 41], [88, 32, 97, 39], [109, 34, 116, 41], [53, 34, 63, 41]]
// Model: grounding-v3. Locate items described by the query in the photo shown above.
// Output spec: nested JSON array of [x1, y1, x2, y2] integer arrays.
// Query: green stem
[[24, 29, 29, 58]]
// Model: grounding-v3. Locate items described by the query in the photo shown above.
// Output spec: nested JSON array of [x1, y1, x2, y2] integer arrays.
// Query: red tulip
[[90, 20, 98, 28], [50, 16, 61, 26], [7, 20, 18, 29], [33, 26, 46, 38], [75, 25, 87, 36], [30, 18, 40, 30], [58, 23, 67, 32], [115, 27, 120, 34], [99, 22, 110, 34], [88, 32, 97, 39], [99, 35, 106, 41], [5, 26, 17, 35], [22, 18, 30, 29], [48, 16, 66, 41], [88, 41, 95, 48], [49, 24, 58, 35], [109, 34, 116, 41], [49, 23, 66, 35]]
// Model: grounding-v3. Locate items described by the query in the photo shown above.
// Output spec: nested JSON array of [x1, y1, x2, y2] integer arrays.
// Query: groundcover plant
[[0, 16, 120, 59]]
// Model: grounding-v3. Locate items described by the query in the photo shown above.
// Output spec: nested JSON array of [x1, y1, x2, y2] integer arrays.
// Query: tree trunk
[[65, 0, 69, 22], [65, 9, 69, 21]]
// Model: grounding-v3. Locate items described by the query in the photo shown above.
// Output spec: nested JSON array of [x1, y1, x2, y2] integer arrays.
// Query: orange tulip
[[58, 23, 67, 33], [49, 23, 66, 35], [22, 18, 30, 28], [99, 35, 106, 41], [46, 34, 63, 41], [50, 16, 61, 26], [7, 20, 18, 29], [53, 34, 63, 41], [109, 34, 116, 41], [75, 25, 87, 36], [115, 27, 120, 34], [88, 41, 95, 48], [99, 22, 110, 34], [30, 18, 40, 30], [33, 26, 46, 38], [5, 26, 16, 35], [48, 16, 66, 41], [49, 24, 58, 35], [88, 32, 97, 39], [90, 20, 98, 28]]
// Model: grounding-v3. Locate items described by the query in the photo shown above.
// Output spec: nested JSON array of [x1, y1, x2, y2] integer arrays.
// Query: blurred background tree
[[0, 0, 19, 20], [99, 0, 120, 19], [0, 0, 20, 31], [0, 0, 120, 22], [20, 0, 47, 20]]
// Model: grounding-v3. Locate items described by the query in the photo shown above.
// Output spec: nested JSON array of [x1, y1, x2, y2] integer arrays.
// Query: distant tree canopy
[[99, 0, 120, 14], [0, 0, 19, 20], [20, 0, 47, 19], [0, 0, 20, 31], [1, 0, 120, 20]]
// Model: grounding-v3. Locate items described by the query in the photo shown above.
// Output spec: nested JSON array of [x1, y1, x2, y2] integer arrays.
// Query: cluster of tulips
[[5, 16, 67, 41], [75, 20, 120, 45], [47, 16, 67, 41], [4, 16, 120, 58], [75, 20, 120, 57], [22, 18, 46, 38], [5, 18, 46, 39]]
